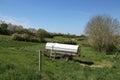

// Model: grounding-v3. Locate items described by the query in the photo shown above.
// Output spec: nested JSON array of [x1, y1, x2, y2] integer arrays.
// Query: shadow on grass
[[73, 59, 94, 65], [44, 54, 94, 65]]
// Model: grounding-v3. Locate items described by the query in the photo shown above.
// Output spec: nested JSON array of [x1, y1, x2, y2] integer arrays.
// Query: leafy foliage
[[11, 33, 40, 43], [0, 23, 9, 35], [85, 15, 120, 53], [36, 29, 49, 42]]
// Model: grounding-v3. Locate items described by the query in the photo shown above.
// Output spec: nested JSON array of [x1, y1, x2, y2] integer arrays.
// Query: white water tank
[[45, 42, 80, 54]]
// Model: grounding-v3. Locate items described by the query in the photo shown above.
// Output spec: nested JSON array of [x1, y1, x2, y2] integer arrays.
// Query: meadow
[[0, 34, 120, 80]]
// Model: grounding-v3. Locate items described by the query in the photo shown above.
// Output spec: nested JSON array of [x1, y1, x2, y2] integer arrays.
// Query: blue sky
[[0, 0, 120, 35]]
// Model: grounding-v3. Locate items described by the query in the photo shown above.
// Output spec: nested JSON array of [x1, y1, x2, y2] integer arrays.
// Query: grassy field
[[0, 34, 120, 80]]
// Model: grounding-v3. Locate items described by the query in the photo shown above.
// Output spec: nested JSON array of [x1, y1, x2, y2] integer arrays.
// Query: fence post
[[39, 50, 42, 72], [50, 46, 53, 59]]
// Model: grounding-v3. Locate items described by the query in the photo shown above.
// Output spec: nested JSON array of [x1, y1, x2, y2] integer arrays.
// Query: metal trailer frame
[[44, 42, 80, 61]]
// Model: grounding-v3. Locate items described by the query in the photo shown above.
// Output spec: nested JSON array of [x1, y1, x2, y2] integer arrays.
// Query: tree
[[0, 23, 9, 35], [21, 28, 31, 34], [36, 29, 49, 42], [28, 28, 37, 34], [7, 23, 17, 34], [85, 15, 120, 53], [7, 24, 24, 34], [15, 25, 23, 33], [1, 23, 8, 29]]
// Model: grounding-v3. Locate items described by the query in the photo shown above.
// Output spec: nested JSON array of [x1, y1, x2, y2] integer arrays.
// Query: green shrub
[[63, 40, 77, 45], [11, 33, 21, 40], [21, 34, 30, 41], [29, 37, 40, 43], [11, 33, 43, 43]]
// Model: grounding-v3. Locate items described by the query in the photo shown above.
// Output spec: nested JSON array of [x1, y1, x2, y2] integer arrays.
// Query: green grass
[[0, 34, 120, 80]]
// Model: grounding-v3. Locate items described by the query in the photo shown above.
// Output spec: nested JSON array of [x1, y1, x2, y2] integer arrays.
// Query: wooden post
[[50, 46, 53, 59], [39, 50, 42, 72]]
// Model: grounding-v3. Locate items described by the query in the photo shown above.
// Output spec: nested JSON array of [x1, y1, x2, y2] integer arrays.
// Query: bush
[[63, 40, 77, 45], [85, 15, 120, 53], [52, 40, 77, 45], [11, 33, 21, 40], [11, 33, 45, 43], [36, 29, 49, 42], [21, 34, 30, 41], [29, 37, 40, 43]]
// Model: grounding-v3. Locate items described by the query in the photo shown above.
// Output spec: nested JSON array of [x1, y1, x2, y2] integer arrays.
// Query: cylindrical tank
[[45, 42, 80, 54]]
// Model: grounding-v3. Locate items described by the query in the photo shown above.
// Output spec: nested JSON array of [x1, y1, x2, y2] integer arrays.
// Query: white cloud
[[0, 15, 37, 29]]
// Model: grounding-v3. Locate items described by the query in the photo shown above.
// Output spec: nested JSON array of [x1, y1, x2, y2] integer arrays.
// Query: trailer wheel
[[69, 55, 73, 60], [65, 55, 73, 61]]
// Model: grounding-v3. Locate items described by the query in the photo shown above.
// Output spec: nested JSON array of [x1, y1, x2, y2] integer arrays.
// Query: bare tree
[[7, 23, 16, 33], [85, 15, 120, 53], [7, 24, 24, 34], [16, 25, 23, 33], [28, 28, 37, 34]]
